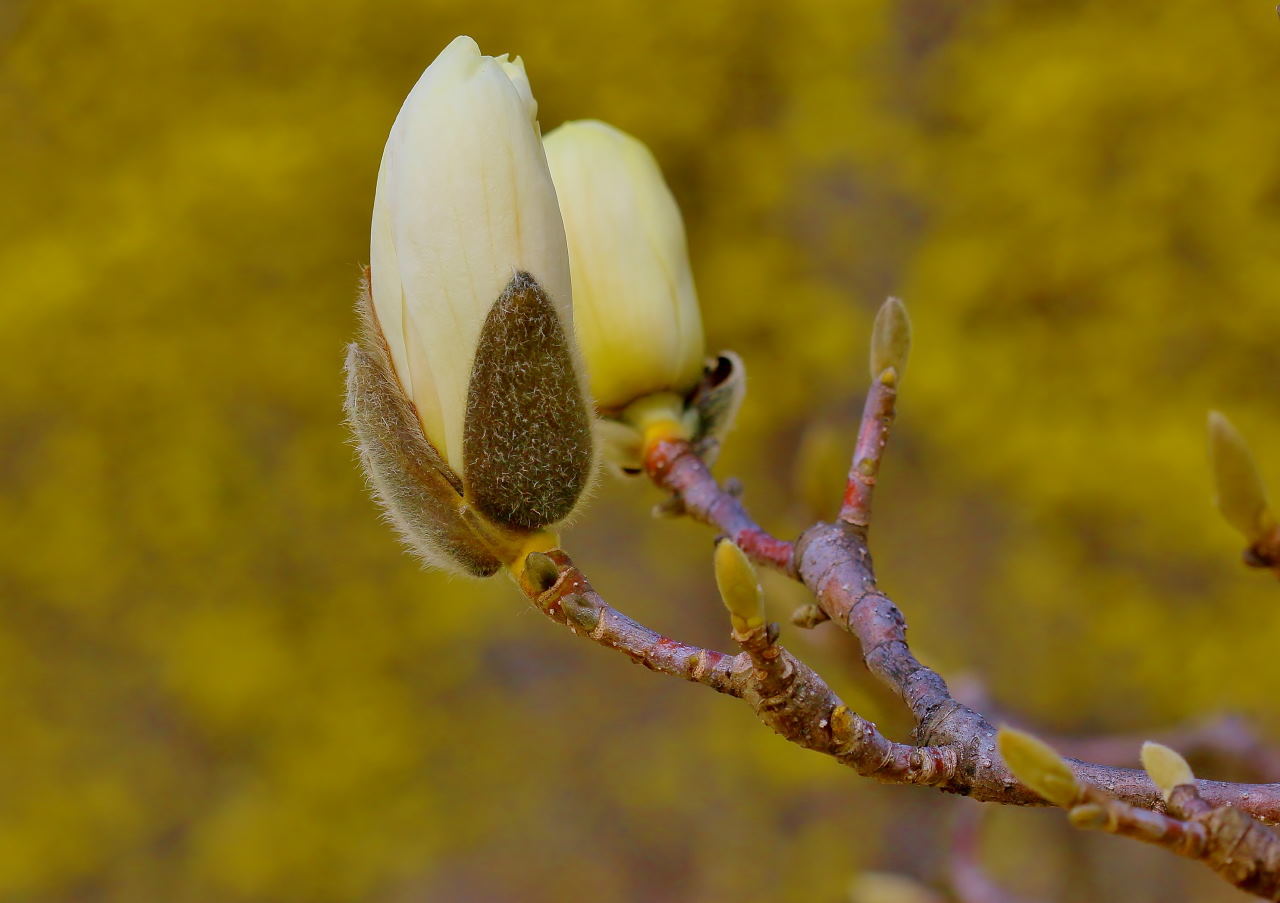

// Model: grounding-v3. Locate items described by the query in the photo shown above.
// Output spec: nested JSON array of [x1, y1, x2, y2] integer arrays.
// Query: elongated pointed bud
[[1141, 741, 1194, 802], [714, 539, 765, 634], [997, 727, 1080, 807], [544, 120, 705, 415], [349, 36, 596, 575], [869, 297, 911, 385], [1208, 411, 1273, 542], [544, 119, 743, 473]]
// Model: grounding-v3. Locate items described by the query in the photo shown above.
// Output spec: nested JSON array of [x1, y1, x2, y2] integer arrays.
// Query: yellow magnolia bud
[[714, 539, 765, 633], [347, 36, 595, 575], [996, 727, 1080, 807], [1140, 741, 1194, 802], [544, 120, 706, 414], [1207, 411, 1274, 542]]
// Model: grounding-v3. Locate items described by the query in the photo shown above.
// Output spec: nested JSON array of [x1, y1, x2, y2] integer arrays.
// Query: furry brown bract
[[345, 276, 502, 576], [462, 272, 595, 532], [345, 272, 594, 575]]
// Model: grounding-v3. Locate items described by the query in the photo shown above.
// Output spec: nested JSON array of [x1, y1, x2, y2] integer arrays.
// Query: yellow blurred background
[[3, 1, 1279, 900]]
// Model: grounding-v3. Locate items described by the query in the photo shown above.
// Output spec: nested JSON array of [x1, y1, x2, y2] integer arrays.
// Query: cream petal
[[497, 54, 537, 124], [369, 36, 574, 472], [544, 120, 705, 411]]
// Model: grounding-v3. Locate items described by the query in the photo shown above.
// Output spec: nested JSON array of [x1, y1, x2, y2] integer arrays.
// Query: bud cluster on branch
[[346, 36, 743, 581], [344, 36, 1280, 900]]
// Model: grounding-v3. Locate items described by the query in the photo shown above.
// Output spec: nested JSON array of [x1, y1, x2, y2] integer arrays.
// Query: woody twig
[[631, 298, 1280, 897]]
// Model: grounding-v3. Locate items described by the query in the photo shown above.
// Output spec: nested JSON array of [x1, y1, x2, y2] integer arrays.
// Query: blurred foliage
[[2, 1, 1279, 901]]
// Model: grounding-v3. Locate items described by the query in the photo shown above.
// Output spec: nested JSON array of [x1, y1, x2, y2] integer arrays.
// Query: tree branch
[[637, 407, 1280, 893], [643, 439, 796, 576], [518, 314, 1280, 898], [642, 419, 1280, 819], [1046, 715, 1280, 783], [1062, 780, 1280, 897], [840, 379, 897, 529], [518, 551, 955, 786]]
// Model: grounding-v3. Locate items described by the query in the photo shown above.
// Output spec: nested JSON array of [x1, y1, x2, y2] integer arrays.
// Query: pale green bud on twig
[[869, 297, 911, 385], [1207, 411, 1273, 543], [997, 727, 1080, 807], [349, 36, 596, 575], [1141, 741, 1195, 802], [714, 539, 765, 634]]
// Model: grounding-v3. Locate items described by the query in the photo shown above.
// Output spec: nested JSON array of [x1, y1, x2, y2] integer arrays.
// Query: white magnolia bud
[[349, 36, 595, 575], [370, 35, 579, 473], [543, 120, 706, 413]]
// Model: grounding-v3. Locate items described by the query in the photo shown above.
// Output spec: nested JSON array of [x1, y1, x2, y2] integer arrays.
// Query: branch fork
[[511, 298, 1280, 898]]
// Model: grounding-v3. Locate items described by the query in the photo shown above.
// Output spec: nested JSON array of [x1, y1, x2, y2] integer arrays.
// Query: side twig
[[518, 551, 955, 786], [1044, 744, 1280, 901], [616, 299, 1280, 897], [840, 378, 896, 529], [643, 433, 1280, 821], [643, 439, 796, 576]]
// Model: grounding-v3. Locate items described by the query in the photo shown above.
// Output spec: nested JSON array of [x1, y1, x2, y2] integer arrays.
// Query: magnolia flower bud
[[544, 120, 705, 412], [544, 120, 741, 472], [346, 36, 595, 576]]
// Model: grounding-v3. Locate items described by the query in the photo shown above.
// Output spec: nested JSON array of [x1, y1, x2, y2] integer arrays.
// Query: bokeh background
[[3, 1, 1280, 900]]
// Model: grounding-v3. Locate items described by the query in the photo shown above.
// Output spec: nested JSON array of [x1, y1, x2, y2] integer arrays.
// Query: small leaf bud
[[1208, 411, 1274, 542], [714, 539, 765, 634], [1140, 741, 1195, 802], [869, 297, 911, 384], [997, 727, 1080, 807]]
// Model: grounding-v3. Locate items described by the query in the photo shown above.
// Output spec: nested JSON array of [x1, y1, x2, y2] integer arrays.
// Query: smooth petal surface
[[544, 119, 704, 411], [369, 35, 574, 471]]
